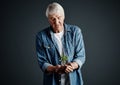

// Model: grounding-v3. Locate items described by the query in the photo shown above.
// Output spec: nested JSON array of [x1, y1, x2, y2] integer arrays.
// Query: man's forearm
[[46, 65, 56, 73]]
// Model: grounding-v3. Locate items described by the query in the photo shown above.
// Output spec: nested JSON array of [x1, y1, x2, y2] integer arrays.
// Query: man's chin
[[55, 26, 60, 28]]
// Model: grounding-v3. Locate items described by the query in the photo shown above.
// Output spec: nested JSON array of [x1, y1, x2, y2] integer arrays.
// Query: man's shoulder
[[65, 24, 81, 32]]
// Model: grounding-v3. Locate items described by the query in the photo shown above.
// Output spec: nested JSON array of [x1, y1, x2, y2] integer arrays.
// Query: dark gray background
[[1, 0, 120, 85]]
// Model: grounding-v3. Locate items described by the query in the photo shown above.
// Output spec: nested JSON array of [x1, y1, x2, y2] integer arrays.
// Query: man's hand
[[46, 62, 78, 74], [65, 64, 73, 73], [65, 62, 79, 73], [46, 65, 66, 74], [55, 65, 66, 74]]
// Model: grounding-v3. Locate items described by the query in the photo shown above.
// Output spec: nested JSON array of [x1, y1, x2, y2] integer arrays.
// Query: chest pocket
[[43, 43, 58, 64], [43, 44, 55, 55]]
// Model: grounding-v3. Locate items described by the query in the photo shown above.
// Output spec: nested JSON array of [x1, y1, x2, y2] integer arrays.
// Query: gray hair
[[46, 2, 65, 18]]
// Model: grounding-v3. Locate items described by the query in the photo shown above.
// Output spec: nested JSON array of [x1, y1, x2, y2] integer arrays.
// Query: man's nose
[[54, 19, 59, 25]]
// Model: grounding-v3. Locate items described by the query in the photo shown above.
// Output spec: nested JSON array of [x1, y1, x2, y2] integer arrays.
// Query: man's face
[[48, 13, 64, 33]]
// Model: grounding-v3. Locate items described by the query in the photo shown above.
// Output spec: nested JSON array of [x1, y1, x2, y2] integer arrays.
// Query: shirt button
[[59, 80, 61, 82]]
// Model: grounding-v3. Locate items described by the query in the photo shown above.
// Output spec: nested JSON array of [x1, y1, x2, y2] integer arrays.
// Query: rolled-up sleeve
[[36, 34, 53, 72], [73, 26, 86, 68]]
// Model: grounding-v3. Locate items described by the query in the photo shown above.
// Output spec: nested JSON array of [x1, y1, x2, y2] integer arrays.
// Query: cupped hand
[[55, 65, 66, 74], [64, 64, 73, 73]]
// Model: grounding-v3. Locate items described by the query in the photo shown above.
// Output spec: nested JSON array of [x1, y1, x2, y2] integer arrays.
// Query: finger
[[67, 66, 73, 70], [65, 68, 72, 73], [65, 69, 70, 73], [65, 66, 73, 73], [67, 68, 73, 72]]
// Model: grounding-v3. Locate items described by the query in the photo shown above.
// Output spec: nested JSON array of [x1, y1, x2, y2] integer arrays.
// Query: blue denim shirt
[[36, 24, 86, 85]]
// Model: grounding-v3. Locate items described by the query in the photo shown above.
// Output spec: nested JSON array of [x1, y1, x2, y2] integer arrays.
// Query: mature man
[[36, 2, 86, 85]]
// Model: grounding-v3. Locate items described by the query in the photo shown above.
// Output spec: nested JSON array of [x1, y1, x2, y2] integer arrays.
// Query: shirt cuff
[[42, 63, 53, 72]]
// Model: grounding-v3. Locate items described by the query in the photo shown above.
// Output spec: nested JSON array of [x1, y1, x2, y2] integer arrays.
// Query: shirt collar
[[64, 23, 71, 32]]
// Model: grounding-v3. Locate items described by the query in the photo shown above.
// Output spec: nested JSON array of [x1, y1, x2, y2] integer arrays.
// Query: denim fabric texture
[[36, 24, 86, 85]]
